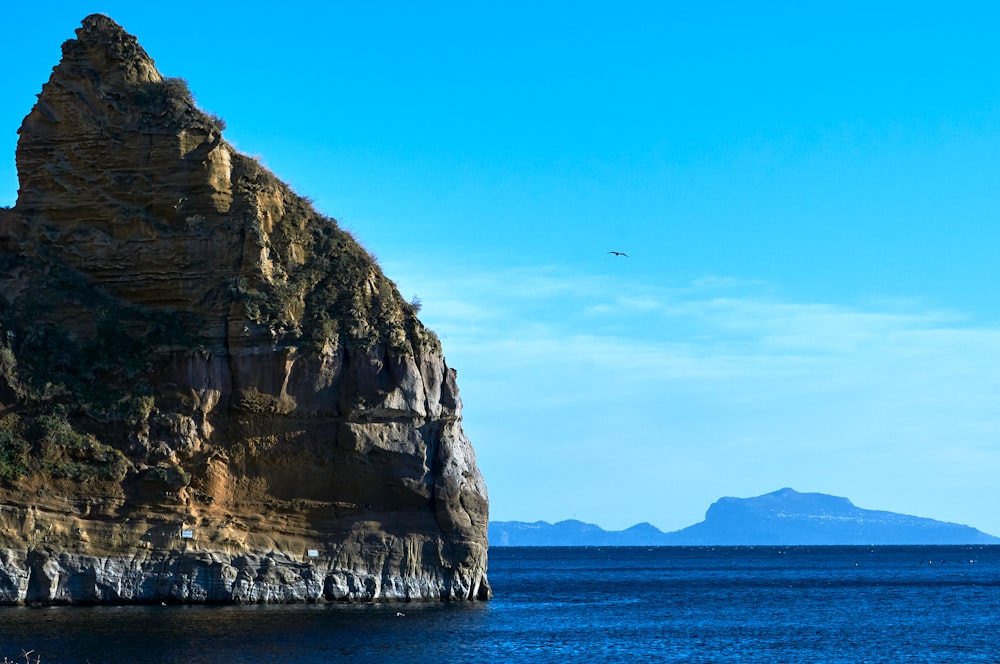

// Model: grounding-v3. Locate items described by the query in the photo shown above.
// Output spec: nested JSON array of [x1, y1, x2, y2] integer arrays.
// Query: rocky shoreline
[[0, 547, 488, 605]]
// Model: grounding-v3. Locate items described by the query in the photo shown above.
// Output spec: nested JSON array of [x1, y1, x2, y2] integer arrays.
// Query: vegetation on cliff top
[[131, 76, 226, 134], [229, 156, 439, 355]]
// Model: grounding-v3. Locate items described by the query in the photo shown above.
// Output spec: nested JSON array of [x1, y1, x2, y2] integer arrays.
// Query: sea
[[1, 545, 998, 662]]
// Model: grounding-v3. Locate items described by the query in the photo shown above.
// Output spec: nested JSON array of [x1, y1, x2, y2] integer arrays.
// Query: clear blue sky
[[5, 2, 1000, 534]]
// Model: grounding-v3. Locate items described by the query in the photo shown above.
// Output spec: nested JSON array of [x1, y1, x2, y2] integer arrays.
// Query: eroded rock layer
[[0, 14, 490, 603]]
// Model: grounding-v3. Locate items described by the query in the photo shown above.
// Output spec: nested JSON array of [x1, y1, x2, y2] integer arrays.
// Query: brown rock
[[0, 14, 490, 604]]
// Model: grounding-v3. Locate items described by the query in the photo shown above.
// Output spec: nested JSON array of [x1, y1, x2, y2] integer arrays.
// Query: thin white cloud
[[386, 257, 1000, 395]]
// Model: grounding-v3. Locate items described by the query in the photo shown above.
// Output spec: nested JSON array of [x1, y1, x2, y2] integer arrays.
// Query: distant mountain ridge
[[490, 488, 1000, 546]]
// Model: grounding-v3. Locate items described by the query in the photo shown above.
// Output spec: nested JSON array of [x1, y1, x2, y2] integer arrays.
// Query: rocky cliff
[[0, 14, 490, 604]]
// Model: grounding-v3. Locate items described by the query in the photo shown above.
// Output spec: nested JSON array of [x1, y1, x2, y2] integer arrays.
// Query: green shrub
[[131, 77, 220, 131], [140, 463, 190, 490], [0, 427, 28, 483], [206, 112, 227, 132], [34, 414, 130, 482]]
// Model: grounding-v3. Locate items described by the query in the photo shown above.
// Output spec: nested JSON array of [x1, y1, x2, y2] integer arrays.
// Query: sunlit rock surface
[[0, 14, 489, 604]]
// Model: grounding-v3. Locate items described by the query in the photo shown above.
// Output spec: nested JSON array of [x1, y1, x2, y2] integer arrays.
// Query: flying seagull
[[607, 251, 629, 257]]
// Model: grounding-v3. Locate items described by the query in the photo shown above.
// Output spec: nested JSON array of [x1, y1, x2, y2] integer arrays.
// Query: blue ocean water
[[1, 546, 998, 662]]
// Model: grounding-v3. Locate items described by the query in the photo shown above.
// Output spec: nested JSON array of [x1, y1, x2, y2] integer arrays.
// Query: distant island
[[490, 488, 1000, 546]]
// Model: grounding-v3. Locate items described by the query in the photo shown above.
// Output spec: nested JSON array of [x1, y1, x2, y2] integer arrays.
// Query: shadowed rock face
[[0, 14, 490, 604]]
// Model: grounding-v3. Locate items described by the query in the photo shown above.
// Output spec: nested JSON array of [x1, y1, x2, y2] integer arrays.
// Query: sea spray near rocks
[[0, 14, 489, 604]]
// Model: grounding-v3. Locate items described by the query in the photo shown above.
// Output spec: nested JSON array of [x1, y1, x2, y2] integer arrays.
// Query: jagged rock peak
[[16, 14, 221, 217], [61, 14, 162, 87]]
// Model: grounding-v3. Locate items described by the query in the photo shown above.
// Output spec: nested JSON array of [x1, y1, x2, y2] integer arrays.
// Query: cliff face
[[0, 14, 490, 603]]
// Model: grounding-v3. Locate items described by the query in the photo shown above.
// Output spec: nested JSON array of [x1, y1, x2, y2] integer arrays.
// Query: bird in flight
[[607, 251, 629, 257]]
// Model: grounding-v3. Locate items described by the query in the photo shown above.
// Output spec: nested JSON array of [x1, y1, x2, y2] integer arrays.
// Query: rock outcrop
[[0, 14, 490, 604]]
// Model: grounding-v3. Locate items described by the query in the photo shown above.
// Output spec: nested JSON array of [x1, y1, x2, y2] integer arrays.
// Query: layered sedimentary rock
[[0, 14, 490, 603]]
